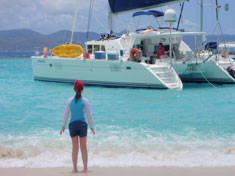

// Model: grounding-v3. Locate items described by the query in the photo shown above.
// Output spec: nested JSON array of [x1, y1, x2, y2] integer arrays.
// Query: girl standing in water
[[60, 80, 95, 173]]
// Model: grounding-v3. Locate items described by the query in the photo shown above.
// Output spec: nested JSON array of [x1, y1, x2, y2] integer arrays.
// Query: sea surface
[[0, 56, 235, 168]]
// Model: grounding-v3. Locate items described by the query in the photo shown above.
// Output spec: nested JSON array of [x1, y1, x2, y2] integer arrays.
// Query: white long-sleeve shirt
[[63, 96, 93, 129]]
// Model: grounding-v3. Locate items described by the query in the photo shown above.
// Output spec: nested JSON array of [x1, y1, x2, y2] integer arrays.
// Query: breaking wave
[[1, 128, 235, 168]]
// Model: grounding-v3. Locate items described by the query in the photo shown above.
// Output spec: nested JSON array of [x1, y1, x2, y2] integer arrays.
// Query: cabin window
[[101, 45, 106, 51], [87, 45, 93, 54], [94, 45, 100, 52]]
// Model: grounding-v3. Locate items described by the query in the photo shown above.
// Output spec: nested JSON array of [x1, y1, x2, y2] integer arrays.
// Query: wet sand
[[0, 167, 234, 176]]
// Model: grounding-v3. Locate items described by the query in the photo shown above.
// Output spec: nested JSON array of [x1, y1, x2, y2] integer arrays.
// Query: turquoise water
[[0, 57, 235, 167]]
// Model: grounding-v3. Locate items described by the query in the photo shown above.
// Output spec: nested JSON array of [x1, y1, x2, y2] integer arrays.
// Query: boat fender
[[43, 47, 48, 58], [84, 52, 90, 59], [130, 48, 140, 59]]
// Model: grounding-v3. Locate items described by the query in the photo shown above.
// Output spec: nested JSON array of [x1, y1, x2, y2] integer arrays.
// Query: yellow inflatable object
[[51, 44, 84, 58]]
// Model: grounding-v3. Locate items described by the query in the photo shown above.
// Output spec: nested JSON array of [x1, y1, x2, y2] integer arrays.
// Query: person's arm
[[60, 97, 72, 135], [83, 98, 95, 135], [157, 47, 160, 59], [163, 47, 166, 55]]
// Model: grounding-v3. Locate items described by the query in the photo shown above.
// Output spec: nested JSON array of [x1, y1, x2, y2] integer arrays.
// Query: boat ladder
[[149, 65, 183, 90]]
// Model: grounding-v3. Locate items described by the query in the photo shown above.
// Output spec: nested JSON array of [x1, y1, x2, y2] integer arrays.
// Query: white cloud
[[0, 0, 109, 34]]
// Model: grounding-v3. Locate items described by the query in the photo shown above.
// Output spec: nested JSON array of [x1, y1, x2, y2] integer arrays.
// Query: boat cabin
[[85, 29, 192, 63]]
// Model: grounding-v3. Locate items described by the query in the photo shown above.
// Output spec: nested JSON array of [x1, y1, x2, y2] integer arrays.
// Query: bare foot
[[83, 168, 88, 173], [72, 168, 78, 173]]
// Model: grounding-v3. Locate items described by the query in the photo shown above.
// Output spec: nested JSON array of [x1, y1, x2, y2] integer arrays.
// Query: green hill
[[1, 28, 235, 52], [0, 29, 100, 52]]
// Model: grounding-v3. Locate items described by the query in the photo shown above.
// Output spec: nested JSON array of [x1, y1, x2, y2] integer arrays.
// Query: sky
[[0, 0, 234, 35]]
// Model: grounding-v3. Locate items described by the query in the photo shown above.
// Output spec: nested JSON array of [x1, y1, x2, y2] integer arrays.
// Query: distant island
[[0, 29, 100, 52], [0, 28, 235, 52]]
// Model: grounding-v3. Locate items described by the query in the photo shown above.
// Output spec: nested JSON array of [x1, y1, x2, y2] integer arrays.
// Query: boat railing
[[158, 27, 184, 32], [180, 50, 213, 63], [214, 54, 234, 64], [155, 58, 171, 65]]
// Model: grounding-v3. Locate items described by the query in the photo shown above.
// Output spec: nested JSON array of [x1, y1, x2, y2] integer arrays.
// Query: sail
[[108, 0, 186, 14]]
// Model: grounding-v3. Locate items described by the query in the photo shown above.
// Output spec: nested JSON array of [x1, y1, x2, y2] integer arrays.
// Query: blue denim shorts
[[69, 120, 87, 137]]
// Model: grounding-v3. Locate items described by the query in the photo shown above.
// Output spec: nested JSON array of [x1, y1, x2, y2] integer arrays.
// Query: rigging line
[[70, 0, 80, 44], [154, 17, 161, 29], [63, 30, 68, 44], [215, 0, 225, 40], [86, 0, 94, 41], [212, 22, 218, 35], [127, 18, 133, 33], [177, 2, 185, 30], [136, 16, 142, 30], [116, 16, 138, 33], [115, 15, 132, 26], [133, 18, 138, 30], [207, 0, 214, 35], [159, 7, 165, 27], [86, 0, 92, 39], [214, 0, 227, 63], [126, 16, 138, 31], [196, 65, 217, 88], [92, 15, 109, 34]]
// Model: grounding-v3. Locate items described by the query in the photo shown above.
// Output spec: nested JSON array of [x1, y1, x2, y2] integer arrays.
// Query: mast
[[215, 0, 219, 22], [70, 0, 80, 44], [200, 0, 204, 47], [215, 0, 224, 44]]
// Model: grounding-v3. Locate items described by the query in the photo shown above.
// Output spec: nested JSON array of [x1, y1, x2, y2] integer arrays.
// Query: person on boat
[[157, 43, 167, 59], [60, 80, 95, 173]]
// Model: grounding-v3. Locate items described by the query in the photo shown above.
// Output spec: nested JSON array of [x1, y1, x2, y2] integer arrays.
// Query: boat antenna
[[70, 0, 80, 44], [86, 0, 95, 41]]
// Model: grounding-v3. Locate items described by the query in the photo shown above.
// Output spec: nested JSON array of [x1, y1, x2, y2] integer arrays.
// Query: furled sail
[[108, 0, 186, 14]]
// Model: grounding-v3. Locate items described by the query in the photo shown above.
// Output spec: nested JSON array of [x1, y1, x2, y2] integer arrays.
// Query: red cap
[[74, 80, 84, 93]]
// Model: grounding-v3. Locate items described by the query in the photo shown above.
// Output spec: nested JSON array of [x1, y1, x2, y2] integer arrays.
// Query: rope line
[[196, 65, 217, 88]]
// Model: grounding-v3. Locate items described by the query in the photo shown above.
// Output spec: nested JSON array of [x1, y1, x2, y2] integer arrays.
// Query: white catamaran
[[175, 0, 235, 83], [31, 0, 235, 90]]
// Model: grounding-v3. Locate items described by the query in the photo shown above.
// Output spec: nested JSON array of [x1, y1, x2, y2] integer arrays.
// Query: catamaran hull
[[173, 60, 235, 83], [31, 56, 168, 89]]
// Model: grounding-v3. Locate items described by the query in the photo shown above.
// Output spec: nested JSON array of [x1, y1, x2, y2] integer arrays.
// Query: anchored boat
[[174, 0, 235, 84], [31, 0, 186, 90], [31, 0, 235, 89]]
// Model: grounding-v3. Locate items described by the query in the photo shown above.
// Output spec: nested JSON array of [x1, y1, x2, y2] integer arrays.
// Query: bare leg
[[71, 136, 79, 172], [80, 136, 88, 172]]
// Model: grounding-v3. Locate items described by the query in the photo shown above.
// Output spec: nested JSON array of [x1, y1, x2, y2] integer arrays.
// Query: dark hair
[[75, 88, 83, 103], [159, 43, 163, 46]]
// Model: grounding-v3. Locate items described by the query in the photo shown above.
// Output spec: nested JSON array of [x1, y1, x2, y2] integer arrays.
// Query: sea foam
[[0, 129, 235, 168]]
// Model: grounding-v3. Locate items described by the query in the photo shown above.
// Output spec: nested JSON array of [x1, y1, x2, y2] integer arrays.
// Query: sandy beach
[[1, 167, 235, 176]]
